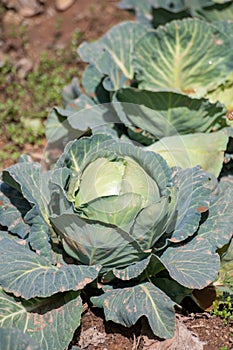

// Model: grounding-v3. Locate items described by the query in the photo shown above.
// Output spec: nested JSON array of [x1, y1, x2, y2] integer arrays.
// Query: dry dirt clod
[[55, 0, 75, 11]]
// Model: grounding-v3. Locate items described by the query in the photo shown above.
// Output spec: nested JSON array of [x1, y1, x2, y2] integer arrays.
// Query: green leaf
[[2, 162, 50, 222], [80, 193, 143, 227], [206, 71, 233, 111], [196, 2, 233, 22], [0, 327, 43, 350], [91, 282, 176, 339], [130, 196, 173, 251], [50, 212, 148, 270], [0, 238, 100, 299], [0, 182, 30, 239], [61, 77, 81, 106], [78, 21, 147, 91], [153, 278, 192, 304], [112, 254, 164, 280], [0, 288, 82, 350], [218, 236, 233, 288], [82, 65, 105, 97], [24, 206, 53, 261], [198, 177, 233, 251], [147, 129, 229, 177], [134, 19, 232, 96], [45, 108, 75, 144], [115, 88, 227, 138], [56, 134, 113, 174], [118, 0, 152, 25], [160, 237, 220, 289], [168, 167, 211, 243]]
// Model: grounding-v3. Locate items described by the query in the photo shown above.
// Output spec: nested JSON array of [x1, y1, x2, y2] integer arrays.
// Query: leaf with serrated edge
[[0, 238, 100, 299], [0, 288, 81, 350], [91, 282, 176, 339]]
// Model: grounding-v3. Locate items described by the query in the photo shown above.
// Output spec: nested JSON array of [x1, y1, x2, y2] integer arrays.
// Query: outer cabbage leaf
[[198, 178, 233, 251], [218, 238, 233, 289], [0, 327, 43, 350], [61, 77, 81, 106], [118, 1, 233, 26], [160, 237, 220, 289], [78, 21, 147, 91], [166, 167, 211, 244], [206, 71, 233, 111], [196, 2, 233, 21], [147, 129, 229, 177], [134, 19, 232, 97], [112, 254, 164, 281], [0, 237, 100, 299], [2, 162, 50, 221], [0, 181, 30, 239], [0, 287, 82, 350], [115, 88, 227, 139], [91, 282, 176, 339]]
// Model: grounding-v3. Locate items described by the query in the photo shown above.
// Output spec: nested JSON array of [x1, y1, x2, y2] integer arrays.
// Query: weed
[[0, 43, 79, 168], [211, 294, 233, 324]]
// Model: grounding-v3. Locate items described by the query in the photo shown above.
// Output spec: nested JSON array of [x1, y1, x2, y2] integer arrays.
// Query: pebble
[[15, 57, 33, 78], [55, 0, 75, 11], [3, 10, 23, 27]]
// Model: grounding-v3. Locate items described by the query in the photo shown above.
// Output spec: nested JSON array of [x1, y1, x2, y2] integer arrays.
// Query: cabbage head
[[50, 134, 176, 269]]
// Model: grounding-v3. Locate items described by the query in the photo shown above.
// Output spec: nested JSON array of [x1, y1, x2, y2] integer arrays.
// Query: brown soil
[[68, 306, 233, 350], [1, 1, 233, 349], [185, 315, 233, 350]]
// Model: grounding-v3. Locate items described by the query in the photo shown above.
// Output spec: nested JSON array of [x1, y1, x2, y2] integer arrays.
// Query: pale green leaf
[[147, 130, 229, 177], [134, 19, 232, 96]]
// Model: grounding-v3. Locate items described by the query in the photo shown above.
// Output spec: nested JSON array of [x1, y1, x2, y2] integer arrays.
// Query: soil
[[0, 1, 233, 349]]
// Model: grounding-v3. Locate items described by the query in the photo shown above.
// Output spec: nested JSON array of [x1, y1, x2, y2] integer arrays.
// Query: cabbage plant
[[46, 19, 233, 177], [1, 134, 233, 349], [118, 0, 233, 26]]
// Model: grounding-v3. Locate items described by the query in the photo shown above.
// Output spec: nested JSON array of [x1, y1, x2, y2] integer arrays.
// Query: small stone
[[15, 57, 33, 78], [55, 0, 75, 11], [3, 10, 23, 27], [18, 0, 43, 17]]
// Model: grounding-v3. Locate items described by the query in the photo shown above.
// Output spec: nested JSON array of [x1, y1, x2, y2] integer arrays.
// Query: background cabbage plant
[[46, 18, 233, 177]]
